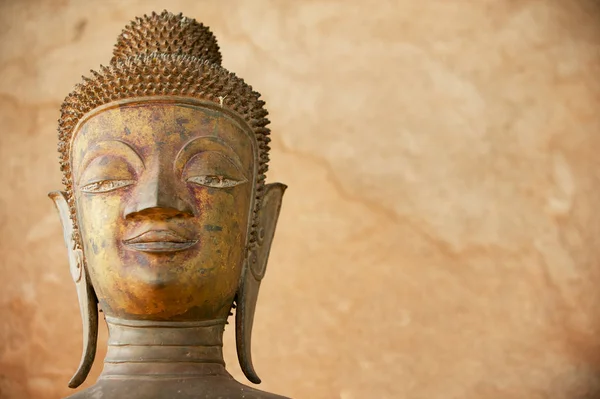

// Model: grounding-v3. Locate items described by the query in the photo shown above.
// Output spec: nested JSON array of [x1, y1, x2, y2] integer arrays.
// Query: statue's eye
[[187, 175, 245, 188], [78, 155, 138, 194], [183, 151, 248, 190], [80, 179, 135, 193]]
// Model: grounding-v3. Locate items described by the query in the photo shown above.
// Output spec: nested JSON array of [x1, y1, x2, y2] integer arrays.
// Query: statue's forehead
[[71, 102, 255, 168]]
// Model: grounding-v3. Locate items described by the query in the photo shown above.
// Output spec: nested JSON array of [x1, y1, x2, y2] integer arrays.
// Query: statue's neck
[[100, 316, 229, 379]]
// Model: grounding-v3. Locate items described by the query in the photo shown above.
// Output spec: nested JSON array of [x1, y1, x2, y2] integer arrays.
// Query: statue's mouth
[[123, 229, 198, 253]]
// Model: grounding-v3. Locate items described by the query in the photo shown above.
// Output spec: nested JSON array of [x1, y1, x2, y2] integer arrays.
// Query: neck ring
[[101, 316, 229, 379]]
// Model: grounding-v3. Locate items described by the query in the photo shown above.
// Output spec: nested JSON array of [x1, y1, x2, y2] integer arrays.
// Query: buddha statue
[[48, 11, 289, 399]]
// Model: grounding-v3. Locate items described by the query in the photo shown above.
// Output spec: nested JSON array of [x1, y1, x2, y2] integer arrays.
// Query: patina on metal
[[49, 11, 289, 399]]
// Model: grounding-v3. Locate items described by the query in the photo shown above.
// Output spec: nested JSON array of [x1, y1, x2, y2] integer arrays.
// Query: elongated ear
[[236, 183, 286, 384], [48, 191, 98, 389]]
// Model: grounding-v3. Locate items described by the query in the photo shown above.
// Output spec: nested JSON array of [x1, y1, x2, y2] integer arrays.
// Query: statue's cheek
[[76, 190, 126, 230], [75, 193, 127, 284]]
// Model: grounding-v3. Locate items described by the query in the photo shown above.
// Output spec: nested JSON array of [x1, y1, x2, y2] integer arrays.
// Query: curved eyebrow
[[174, 136, 244, 173], [77, 139, 145, 179]]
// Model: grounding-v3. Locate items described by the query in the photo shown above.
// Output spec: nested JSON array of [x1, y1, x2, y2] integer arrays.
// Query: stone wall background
[[1, 0, 600, 398]]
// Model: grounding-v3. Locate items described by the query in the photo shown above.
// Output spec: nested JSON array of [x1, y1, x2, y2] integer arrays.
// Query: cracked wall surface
[[1, 0, 600, 398]]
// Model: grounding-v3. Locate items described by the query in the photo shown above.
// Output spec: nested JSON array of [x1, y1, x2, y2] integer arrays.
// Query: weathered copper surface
[[49, 11, 289, 399]]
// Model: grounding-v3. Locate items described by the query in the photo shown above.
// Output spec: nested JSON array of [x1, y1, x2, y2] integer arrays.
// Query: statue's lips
[[122, 230, 197, 253]]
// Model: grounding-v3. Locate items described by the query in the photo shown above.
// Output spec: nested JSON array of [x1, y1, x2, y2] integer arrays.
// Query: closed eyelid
[[184, 152, 248, 189], [174, 137, 244, 173], [183, 151, 245, 178], [77, 139, 145, 178], [77, 157, 137, 188]]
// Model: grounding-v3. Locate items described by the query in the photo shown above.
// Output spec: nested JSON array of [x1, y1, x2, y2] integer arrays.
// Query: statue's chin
[[95, 271, 236, 321]]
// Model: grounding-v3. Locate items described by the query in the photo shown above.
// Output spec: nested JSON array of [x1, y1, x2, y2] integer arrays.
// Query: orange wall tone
[[1, 1, 600, 398]]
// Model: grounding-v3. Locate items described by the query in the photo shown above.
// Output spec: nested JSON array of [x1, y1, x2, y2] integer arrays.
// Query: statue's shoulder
[[61, 383, 291, 399], [221, 381, 292, 399], [235, 390, 291, 399], [61, 389, 92, 399], [243, 388, 291, 399]]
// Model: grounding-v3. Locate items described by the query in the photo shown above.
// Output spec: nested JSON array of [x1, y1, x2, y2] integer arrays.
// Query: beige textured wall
[[1, 0, 600, 398]]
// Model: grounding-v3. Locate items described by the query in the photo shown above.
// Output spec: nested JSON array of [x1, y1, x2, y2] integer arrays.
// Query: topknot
[[111, 10, 222, 65]]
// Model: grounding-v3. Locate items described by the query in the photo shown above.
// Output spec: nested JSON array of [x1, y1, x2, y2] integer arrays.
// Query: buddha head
[[49, 11, 285, 389]]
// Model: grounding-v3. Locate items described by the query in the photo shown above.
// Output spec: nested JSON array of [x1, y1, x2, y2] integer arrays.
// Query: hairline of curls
[[57, 52, 271, 253]]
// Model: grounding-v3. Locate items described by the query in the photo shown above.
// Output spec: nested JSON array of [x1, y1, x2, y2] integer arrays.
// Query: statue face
[[70, 102, 255, 320]]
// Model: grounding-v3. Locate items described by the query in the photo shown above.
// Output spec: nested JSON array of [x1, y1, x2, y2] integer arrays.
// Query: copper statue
[[49, 11, 289, 399]]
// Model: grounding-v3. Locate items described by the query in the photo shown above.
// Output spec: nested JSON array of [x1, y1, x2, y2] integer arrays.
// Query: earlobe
[[235, 183, 286, 384], [48, 191, 99, 389]]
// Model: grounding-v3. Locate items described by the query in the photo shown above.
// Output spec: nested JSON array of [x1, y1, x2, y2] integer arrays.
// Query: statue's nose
[[123, 169, 194, 218]]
